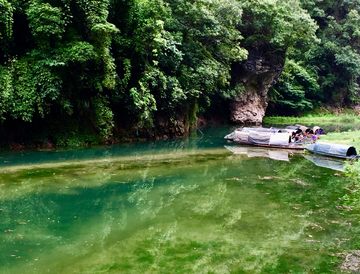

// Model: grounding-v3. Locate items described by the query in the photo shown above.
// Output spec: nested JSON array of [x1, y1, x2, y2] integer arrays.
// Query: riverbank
[[263, 111, 360, 126], [265, 113, 360, 209], [265, 117, 360, 271], [321, 130, 360, 199]]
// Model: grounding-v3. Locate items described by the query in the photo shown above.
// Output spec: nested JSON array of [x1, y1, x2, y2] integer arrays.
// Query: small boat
[[224, 130, 307, 150], [305, 142, 359, 160]]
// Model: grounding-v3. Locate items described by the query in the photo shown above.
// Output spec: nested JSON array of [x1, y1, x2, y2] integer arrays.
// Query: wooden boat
[[305, 142, 359, 160], [224, 131, 307, 150]]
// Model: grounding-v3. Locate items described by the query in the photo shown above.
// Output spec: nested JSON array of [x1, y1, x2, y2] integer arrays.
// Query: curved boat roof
[[307, 142, 357, 158]]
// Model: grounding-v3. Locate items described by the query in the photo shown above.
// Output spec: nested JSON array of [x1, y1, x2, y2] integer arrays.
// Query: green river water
[[0, 126, 359, 273]]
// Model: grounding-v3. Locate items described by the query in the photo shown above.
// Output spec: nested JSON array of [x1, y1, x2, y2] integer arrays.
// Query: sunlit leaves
[[55, 41, 96, 63], [270, 0, 360, 111], [130, 84, 157, 124], [84, 2, 119, 90], [0, 58, 62, 121], [343, 9, 360, 41], [241, 0, 319, 51], [26, 1, 66, 39], [92, 96, 114, 139], [164, 0, 247, 101], [271, 0, 320, 48], [0, 0, 13, 39], [296, 0, 360, 105], [75, 0, 111, 25]]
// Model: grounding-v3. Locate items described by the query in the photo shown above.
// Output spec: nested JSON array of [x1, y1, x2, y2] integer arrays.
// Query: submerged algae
[[0, 144, 358, 273]]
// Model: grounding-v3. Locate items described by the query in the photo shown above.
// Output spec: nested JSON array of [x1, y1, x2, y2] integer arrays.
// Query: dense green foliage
[[268, 0, 360, 115], [0, 0, 252, 145], [0, 0, 358, 146]]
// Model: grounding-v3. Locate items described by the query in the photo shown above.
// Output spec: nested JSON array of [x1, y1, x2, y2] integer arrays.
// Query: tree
[[110, 0, 248, 126], [269, 0, 360, 113], [0, 0, 119, 139]]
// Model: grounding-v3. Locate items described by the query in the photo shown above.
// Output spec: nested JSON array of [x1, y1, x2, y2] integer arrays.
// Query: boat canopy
[[248, 132, 291, 146], [270, 127, 287, 133], [248, 132, 271, 145], [269, 133, 291, 146], [241, 127, 273, 133], [312, 142, 357, 157], [285, 125, 299, 130], [225, 131, 292, 146]]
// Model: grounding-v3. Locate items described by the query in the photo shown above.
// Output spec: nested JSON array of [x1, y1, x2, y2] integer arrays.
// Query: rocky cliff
[[230, 49, 284, 124]]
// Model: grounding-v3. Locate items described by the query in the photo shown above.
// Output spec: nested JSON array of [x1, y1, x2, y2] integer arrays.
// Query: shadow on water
[[0, 126, 232, 168], [0, 126, 359, 273], [0, 123, 352, 168]]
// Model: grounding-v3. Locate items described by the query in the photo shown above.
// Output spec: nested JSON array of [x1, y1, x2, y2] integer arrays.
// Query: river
[[0, 126, 359, 273]]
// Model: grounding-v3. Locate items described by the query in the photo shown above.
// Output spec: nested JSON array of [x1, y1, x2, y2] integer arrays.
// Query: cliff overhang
[[230, 48, 284, 124]]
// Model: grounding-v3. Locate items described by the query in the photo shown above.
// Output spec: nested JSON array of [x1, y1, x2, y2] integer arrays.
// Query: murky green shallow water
[[1, 127, 359, 273]]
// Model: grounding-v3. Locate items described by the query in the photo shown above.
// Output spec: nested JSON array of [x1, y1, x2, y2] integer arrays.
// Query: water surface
[[0, 127, 358, 273]]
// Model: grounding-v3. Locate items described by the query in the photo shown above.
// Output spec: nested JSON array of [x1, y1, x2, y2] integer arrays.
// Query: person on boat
[[292, 132, 303, 142]]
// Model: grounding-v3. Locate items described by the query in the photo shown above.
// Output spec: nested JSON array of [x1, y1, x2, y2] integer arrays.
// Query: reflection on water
[[303, 155, 346, 172], [0, 127, 358, 273], [224, 145, 305, 162], [225, 145, 346, 172], [0, 127, 231, 168]]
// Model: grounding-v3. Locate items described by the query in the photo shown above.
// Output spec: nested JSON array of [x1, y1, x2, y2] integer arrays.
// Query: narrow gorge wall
[[230, 49, 284, 124]]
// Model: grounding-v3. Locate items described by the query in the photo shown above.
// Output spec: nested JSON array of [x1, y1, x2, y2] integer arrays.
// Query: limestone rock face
[[230, 49, 284, 124]]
